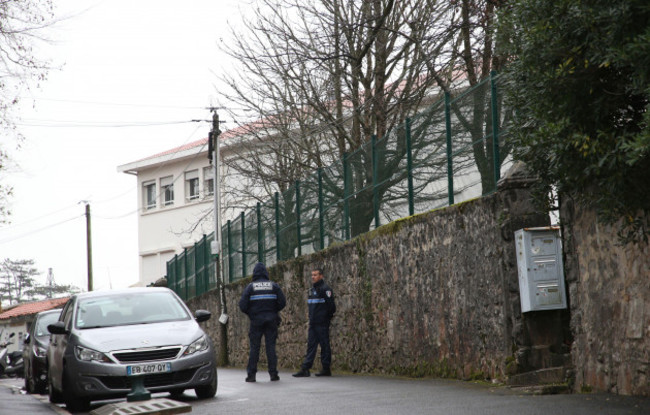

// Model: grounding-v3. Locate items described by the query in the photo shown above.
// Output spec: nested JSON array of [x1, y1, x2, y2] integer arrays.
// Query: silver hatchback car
[[47, 287, 217, 412]]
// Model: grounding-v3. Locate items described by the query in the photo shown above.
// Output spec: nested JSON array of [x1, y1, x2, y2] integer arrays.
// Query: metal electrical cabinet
[[515, 227, 567, 313]]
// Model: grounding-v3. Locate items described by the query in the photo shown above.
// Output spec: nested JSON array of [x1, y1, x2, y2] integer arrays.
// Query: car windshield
[[75, 291, 190, 329], [35, 312, 60, 337]]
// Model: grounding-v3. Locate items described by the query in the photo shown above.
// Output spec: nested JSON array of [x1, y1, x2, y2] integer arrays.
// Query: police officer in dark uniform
[[293, 267, 336, 377], [239, 262, 286, 382]]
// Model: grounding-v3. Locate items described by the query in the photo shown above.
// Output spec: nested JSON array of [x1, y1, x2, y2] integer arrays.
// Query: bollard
[[126, 376, 151, 402]]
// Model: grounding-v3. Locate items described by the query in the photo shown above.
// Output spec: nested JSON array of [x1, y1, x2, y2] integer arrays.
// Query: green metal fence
[[167, 72, 513, 301]]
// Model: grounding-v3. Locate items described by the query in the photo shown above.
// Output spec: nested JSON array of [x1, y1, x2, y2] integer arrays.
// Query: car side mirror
[[194, 309, 211, 323], [24, 334, 31, 344], [47, 321, 68, 335]]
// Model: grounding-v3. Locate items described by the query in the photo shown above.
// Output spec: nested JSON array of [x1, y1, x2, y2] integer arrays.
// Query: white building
[[117, 131, 240, 287]]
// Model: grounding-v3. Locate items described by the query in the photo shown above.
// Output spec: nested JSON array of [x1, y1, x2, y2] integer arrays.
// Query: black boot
[[270, 372, 280, 381], [292, 368, 310, 377], [245, 374, 256, 382], [315, 368, 331, 377]]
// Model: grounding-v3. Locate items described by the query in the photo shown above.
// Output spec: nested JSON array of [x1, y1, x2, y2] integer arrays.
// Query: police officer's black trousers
[[247, 319, 279, 376], [301, 323, 331, 370]]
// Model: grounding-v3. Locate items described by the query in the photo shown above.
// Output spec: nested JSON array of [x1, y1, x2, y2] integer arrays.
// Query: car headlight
[[183, 335, 208, 356], [75, 345, 112, 363]]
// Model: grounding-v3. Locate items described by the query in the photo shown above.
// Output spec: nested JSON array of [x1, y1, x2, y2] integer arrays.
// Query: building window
[[161, 176, 174, 206], [143, 181, 156, 210], [203, 167, 214, 197], [185, 170, 199, 201]]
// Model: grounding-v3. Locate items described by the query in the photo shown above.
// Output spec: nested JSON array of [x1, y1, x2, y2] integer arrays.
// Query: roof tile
[[0, 297, 69, 320]]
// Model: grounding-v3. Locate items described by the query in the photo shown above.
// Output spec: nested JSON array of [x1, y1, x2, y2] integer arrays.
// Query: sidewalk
[[0, 378, 65, 415]]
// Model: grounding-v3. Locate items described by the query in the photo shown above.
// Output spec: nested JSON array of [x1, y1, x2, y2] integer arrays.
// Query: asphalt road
[[2, 369, 649, 415]]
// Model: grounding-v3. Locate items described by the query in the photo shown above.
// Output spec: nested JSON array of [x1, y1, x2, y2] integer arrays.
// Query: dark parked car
[[47, 287, 217, 413], [23, 309, 62, 393]]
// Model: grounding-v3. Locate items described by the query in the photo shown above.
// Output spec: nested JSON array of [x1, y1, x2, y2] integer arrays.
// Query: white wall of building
[[0, 322, 27, 354], [123, 152, 218, 286]]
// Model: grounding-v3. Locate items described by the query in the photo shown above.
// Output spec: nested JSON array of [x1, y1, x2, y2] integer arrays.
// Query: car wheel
[[35, 376, 47, 395], [62, 371, 90, 413], [169, 388, 185, 399], [24, 364, 30, 393], [25, 371, 35, 394], [48, 373, 63, 404], [65, 398, 90, 413], [194, 367, 217, 399]]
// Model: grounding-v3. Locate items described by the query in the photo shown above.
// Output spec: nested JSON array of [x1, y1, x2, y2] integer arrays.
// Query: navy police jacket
[[239, 263, 286, 323], [308, 279, 336, 325]]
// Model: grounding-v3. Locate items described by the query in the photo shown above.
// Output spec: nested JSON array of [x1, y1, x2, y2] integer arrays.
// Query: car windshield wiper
[[79, 325, 105, 329]]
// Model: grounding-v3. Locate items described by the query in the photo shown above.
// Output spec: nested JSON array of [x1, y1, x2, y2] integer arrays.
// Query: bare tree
[[421, 0, 511, 193], [216, 0, 510, 253], [0, 0, 54, 223]]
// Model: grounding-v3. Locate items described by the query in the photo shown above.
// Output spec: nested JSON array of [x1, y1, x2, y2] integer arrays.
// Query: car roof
[[36, 309, 62, 317], [71, 287, 174, 301]]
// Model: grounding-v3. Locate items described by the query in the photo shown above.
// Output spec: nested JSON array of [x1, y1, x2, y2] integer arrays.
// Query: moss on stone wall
[[390, 359, 458, 379]]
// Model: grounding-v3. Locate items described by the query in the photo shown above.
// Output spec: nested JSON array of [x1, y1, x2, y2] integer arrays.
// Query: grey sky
[[1, 0, 246, 292]]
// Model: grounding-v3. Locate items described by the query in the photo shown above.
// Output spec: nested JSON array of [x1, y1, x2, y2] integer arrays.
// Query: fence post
[[371, 135, 380, 229], [183, 248, 188, 301], [490, 70, 501, 187], [194, 239, 201, 296], [203, 234, 210, 293], [256, 202, 263, 263], [241, 211, 246, 279], [171, 254, 178, 295], [444, 92, 455, 205], [317, 168, 325, 250], [199, 242, 203, 295], [295, 180, 302, 257], [343, 152, 350, 240], [203, 236, 208, 294], [274, 192, 281, 261], [166, 259, 171, 293], [175, 254, 180, 296], [227, 220, 233, 283], [405, 118, 415, 216], [208, 234, 213, 292]]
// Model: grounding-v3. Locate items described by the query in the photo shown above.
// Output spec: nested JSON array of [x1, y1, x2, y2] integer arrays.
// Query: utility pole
[[209, 109, 228, 366], [83, 201, 94, 292]]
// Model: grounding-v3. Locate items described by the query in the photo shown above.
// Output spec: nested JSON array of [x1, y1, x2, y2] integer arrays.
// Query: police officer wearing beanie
[[293, 267, 336, 377], [239, 262, 286, 382]]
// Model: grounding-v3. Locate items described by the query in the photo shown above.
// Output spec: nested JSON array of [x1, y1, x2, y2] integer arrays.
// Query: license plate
[[126, 362, 172, 376]]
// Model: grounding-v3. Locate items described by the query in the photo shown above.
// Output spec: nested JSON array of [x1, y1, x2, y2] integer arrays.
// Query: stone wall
[[187, 166, 551, 381], [562, 200, 649, 396]]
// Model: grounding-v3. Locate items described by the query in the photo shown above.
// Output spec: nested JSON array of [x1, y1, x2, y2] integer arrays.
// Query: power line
[[93, 210, 136, 220], [3, 123, 206, 228], [19, 96, 207, 110], [19, 96, 258, 115], [16, 120, 208, 128], [0, 214, 84, 245], [0, 203, 80, 231]]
